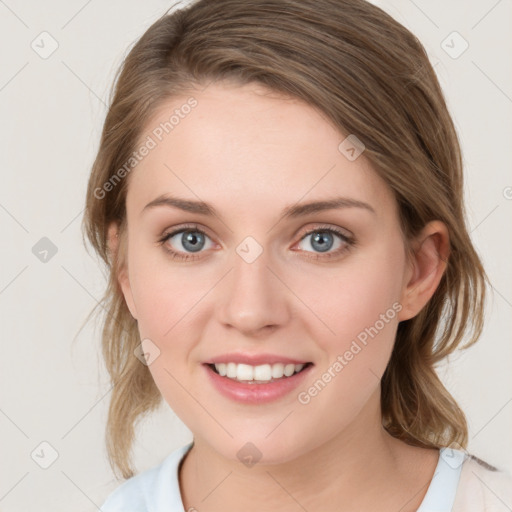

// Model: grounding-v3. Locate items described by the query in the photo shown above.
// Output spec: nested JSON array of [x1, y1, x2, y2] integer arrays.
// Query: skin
[[108, 80, 450, 512]]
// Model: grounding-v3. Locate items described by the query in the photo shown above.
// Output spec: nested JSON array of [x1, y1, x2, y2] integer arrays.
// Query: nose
[[216, 247, 291, 336]]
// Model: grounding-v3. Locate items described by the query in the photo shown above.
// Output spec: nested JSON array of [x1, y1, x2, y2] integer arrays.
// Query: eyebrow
[[141, 194, 376, 220]]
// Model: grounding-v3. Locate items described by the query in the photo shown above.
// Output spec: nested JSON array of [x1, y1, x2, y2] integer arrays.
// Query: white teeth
[[254, 364, 271, 381], [237, 364, 254, 381], [284, 364, 295, 377], [216, 363, 227, 377], [271, 363, 284, 379], [226, 362, 237, 378], [212, 362, 307, 382]]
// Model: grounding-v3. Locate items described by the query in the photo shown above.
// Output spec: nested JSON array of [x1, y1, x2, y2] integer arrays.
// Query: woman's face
[[117, 81, 419, 464]]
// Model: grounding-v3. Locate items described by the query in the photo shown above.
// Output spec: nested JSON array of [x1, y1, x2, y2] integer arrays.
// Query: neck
[[179, 388, 438, 512]]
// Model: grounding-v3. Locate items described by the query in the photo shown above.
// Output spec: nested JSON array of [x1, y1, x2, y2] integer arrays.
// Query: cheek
[[127, 250, 205, 415], [291, 239, 405, 408], [294, 268, 402, 429], [294, 241, 405, 346], [129, 246, 207, 337]]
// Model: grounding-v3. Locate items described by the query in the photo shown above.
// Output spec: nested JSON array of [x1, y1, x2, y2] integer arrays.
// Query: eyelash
[[158, 223, 356, 262]]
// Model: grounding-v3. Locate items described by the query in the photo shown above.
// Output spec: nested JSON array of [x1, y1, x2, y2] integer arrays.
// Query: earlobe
[[398, 221, 450, 322], [118, 267, 139, 321], [107, 222, 138, 321]]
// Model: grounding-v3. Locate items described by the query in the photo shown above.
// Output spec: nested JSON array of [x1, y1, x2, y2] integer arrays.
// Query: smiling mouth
[[206, 362, 313, 384]]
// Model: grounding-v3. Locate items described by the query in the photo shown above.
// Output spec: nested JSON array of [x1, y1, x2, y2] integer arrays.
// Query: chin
[[203, 430, 310, 467]]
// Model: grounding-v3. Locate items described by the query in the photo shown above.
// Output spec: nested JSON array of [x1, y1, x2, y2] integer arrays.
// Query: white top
[[100, 443, 512, 511]]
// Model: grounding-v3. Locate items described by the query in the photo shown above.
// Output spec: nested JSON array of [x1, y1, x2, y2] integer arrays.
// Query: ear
[[397, 220, 450, 322], [107, 222, 138, 320]]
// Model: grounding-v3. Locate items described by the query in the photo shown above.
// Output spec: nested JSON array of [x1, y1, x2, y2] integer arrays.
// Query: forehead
[[126, 81, 395, 220]]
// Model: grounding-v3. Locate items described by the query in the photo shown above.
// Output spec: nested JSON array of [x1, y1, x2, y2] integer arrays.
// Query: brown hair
[[82, 0, 489, 479]]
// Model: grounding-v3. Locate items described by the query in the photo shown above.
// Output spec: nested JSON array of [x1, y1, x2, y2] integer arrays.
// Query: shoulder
[[100, 442, 193, 512], [100, 465, 158, 511], [453, 452, 512, 512]]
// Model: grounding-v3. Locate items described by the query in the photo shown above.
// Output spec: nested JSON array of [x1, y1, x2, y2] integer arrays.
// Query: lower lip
[[203, 363, 314, 404]]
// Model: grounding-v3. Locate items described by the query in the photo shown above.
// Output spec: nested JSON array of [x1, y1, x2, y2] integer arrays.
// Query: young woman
[[82, 0, 512, 510]]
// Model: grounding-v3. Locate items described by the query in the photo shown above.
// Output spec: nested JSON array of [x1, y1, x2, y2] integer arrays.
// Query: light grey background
[[0, 1, 510, 510]]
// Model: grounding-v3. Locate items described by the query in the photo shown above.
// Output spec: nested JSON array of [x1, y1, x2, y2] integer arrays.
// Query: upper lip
[[204, 353, 311, 366]]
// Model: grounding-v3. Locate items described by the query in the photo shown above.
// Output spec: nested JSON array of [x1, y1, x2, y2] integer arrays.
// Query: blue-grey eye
[[180, 231, 206, 252], [164, 229, 213, 254], [310, 231, 334, 252], [297, 229, 349, 254]]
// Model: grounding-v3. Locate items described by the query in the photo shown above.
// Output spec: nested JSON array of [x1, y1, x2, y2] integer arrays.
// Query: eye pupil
[[182, 231, 205, 252], [311, 232, 333, 253]]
